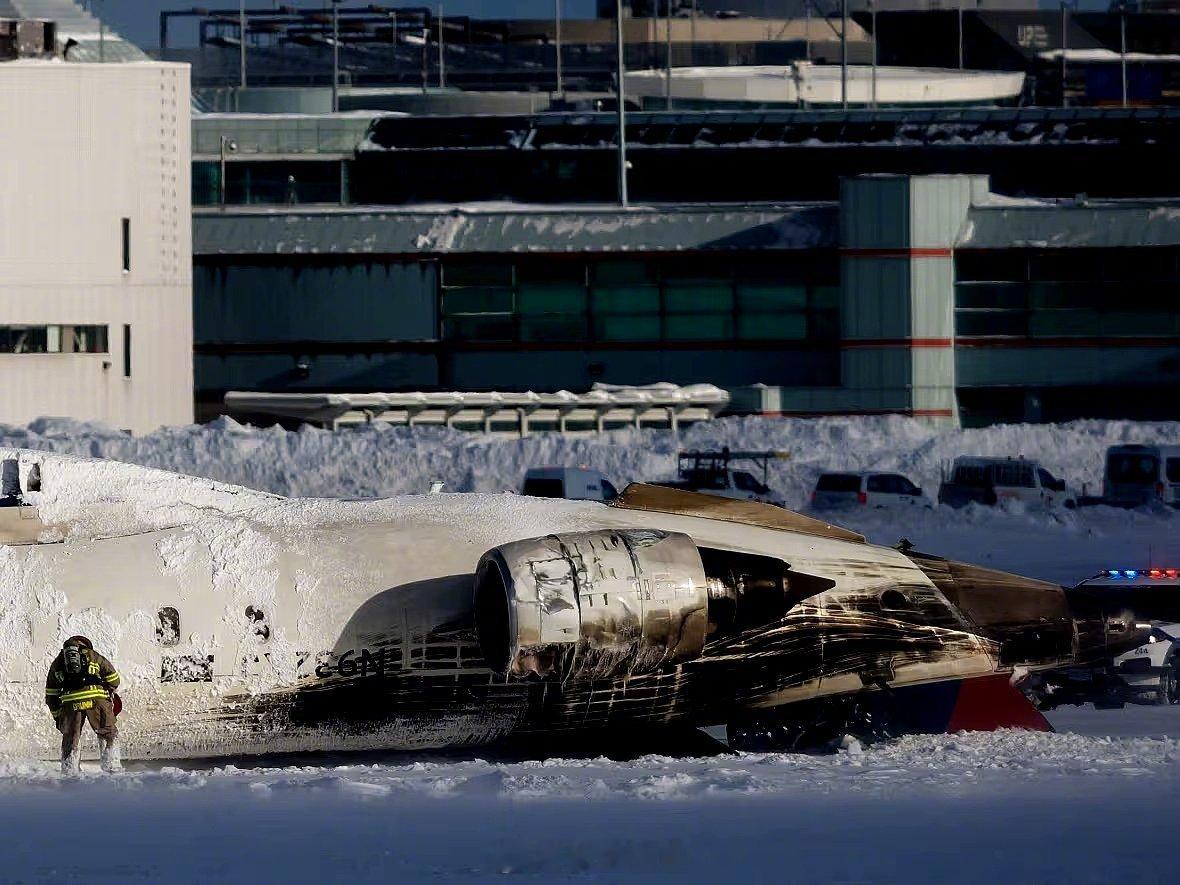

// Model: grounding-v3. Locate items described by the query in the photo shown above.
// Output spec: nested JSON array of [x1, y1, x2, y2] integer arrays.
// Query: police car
[[1076, 568, 1180, 706]]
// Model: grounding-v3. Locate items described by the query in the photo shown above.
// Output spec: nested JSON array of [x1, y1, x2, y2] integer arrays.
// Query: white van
[[521, 467, 619, 502], [1104, 444, 1180, 508], [811, 471, 931, 510], [938, 457, 1074, 510]]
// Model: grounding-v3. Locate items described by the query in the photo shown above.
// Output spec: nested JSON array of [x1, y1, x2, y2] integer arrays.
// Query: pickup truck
[[650, 449, 788, 507]]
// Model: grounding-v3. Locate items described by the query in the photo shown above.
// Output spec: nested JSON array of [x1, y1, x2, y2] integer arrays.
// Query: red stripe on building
[[841, 338, 954, 349], [840, 247, 954, 258]]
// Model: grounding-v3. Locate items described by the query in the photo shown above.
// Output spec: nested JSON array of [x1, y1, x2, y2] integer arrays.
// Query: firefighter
[[44, 636, 122, 774]]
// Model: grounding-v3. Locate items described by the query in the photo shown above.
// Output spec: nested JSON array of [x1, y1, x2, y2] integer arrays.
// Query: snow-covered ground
[[3, 710, 1179, 882], [2, 415, 1179, 882]]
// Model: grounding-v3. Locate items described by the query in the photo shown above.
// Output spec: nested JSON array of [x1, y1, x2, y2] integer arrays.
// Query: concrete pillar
[[838, 174, 987, 427]]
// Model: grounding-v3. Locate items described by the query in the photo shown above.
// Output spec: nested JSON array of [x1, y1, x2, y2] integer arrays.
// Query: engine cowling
[[473, 529, 709, 681]]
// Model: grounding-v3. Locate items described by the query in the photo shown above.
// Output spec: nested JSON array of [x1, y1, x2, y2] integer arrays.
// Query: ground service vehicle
[[521, 467, 619, 502], [1038, 568, 1180, 708], [1103, 444, 1180, 508], [811, 472, 930, 510], [651, 449, 787, 506], [938, 457, 1074, 510], [5, 450, 1180, 761]]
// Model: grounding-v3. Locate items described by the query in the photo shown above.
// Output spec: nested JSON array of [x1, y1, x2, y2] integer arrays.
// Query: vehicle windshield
[[521, 478, 564, 499], [1107, 454, 1160, 485], [816, 474, 861, 493]]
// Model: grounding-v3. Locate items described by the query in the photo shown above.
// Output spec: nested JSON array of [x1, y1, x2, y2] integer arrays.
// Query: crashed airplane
[[0, 451, 1166, 760]]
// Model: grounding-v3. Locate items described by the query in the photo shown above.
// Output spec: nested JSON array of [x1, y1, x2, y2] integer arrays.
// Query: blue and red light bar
[[1102, 568, 1180, 579]]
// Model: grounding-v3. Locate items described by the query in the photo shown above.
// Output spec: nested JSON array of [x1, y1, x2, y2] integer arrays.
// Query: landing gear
[[1155, 666, 1179, 706], [726, 695, 895, 753]]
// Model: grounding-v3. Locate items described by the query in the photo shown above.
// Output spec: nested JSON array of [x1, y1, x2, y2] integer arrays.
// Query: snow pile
[[3, 414, 1179, 505], [0, 414, 1177, 585]]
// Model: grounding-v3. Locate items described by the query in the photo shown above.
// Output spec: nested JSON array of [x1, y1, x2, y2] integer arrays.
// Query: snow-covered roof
[[225, 384, 731, 430], [960, 200, 1180, 249], [193, 203, 836, 256]]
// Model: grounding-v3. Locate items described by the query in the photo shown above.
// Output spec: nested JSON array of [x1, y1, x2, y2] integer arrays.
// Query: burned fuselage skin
[[0, 475, 1137, 761]]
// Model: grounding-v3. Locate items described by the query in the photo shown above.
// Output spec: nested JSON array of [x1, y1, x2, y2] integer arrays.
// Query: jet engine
[[473, 529, 710, 681]]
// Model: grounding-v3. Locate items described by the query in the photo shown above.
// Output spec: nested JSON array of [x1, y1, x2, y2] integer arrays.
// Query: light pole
[[870, 0, 877, 108], [331, 0, 340, 113], [616, 0, 629, 207], [665, 0, 673, 110], [1119, 0, 1128, 108], [555, 0, 563, 96], [1060, 0, 1068, 107], [840, 0, 848, 109], [957, 0, 964, 70], [438, 5, 445, 88], [239, 0, 247, 88], [219, 135, 237, 207], [390, 10, 397, 81]]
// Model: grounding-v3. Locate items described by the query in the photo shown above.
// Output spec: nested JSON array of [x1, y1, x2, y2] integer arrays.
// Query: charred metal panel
[[474, 529, 709, 682], [908, 552, 1075, 666], [612, 483, 865, 544]]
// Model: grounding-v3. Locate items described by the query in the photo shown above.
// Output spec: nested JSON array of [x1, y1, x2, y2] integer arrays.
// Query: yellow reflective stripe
[[44, 688, 62, 696], [104, 672, 120, 683], [59, 688, 109, 702]]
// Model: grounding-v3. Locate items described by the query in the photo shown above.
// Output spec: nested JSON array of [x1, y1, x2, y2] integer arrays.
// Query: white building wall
[[0, 61, 192, 433]]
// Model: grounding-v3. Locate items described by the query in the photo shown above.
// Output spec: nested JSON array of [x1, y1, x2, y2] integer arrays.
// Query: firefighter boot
[[61, 743, 81, 775], [99, 737, 122, 773]]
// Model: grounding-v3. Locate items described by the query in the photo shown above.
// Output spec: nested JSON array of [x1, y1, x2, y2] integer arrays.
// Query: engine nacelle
[[473, 529, 709, 681]]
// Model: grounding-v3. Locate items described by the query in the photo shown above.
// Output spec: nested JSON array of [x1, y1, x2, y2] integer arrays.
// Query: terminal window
[[955, 247, 1180, 338], [440, 256, 838, 344], [0, 325, 109, 354]]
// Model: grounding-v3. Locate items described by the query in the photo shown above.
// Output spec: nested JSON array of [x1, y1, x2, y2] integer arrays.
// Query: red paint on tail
[[947, 673, 1052, 733]]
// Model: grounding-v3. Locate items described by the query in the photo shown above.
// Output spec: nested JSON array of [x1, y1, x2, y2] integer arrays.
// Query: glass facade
[[439, 255, 839, 345], [955, 248, 1180, 338], [193, 161, 344, 206]]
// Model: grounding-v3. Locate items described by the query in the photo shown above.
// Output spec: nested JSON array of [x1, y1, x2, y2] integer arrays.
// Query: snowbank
[[5, 414, 1179, 504], [2, 414, 1178, 584]]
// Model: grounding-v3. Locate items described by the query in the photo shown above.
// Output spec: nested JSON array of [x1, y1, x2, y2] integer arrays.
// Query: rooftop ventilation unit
[[0, 20, 57, 61]]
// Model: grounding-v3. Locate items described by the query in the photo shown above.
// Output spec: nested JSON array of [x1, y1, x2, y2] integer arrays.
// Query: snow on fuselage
[[0, 451, 1003, 761]]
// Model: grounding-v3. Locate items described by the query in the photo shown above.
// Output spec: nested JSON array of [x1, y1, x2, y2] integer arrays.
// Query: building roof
[[2, 0, 148, 62], [960, 200, 1180, 249], [193, 203, 837, 256]]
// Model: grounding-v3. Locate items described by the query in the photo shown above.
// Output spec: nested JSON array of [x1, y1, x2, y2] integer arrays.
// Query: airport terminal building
[[194, 150, 1180, 427]]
